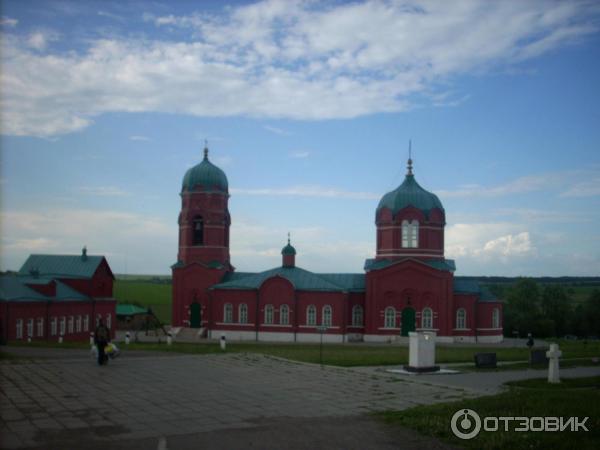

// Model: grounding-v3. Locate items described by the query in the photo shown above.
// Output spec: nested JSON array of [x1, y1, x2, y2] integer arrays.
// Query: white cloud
[[0, 209, 174, 274], [79, 186, 131, 197], [231, 185, 379, 200], [2, 0, 599, 136], [560, 176, 600, 197], [289, 151, 310, 158], [1, 17, 18, 27], [129, 135, 151, 141], [263, 125, 291, 135], [479, 232, 534, 258]]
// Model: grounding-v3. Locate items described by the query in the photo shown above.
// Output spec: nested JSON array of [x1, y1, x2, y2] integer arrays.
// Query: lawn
[[377, 375, 600, 450], [113, 279, 172, 324]]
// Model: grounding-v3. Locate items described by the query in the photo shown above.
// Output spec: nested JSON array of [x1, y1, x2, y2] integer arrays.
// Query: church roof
[[116, 304, 149, 316], [377, 173, 444, 217], [212, 266, 363, 292], [364, 258, 456, 272], [182, 147, 228, 193], [454, 278, 501, 302], [18, 253, 111, 279]]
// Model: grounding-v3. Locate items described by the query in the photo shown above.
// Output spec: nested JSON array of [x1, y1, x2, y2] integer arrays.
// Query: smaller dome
[[282, 243, 296, 256], [182, 148, 228, 193]]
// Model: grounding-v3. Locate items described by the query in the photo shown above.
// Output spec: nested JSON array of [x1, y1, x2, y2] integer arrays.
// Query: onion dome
[[281, 233, 296, 255], [377, 157, 444, 216], [181, 146, 228, 193]]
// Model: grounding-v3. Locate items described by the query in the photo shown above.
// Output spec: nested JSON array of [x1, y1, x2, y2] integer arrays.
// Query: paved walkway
[[0, 347, 470, 449], [1, 346, 598, 449]]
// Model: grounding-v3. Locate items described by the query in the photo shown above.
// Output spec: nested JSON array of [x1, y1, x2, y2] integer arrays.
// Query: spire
[[203, 140, 209, 160], [287, 232, 291, 245], [407, 139, 413, 176], [81, 246, 88, 261]]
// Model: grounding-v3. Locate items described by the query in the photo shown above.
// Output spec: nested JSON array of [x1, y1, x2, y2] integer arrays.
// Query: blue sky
[[1, 0, 599, 276]]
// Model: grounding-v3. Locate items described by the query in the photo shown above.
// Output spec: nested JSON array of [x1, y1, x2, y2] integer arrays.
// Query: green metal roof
[[212, 266, 360, 292], [453, 277, 501, 303], [0, 276, 48, 302], [116, 304, 149, 316], [0, 276, 91, 302], [182, 150, 228, 193], [281, 243, 296, 255], [364, 258, 456, 272], [318, 273, 365, 292], [19, 254, 110, 279], [377, 174, 444, 217]]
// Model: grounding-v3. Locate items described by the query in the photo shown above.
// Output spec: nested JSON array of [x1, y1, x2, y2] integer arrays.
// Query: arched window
[[456, 308, 466, 329], [264, 305, 274, 325], [322, 305, 332, 327], [307, 305, 316, 326], [224, 303, 233, 323], [492, 308, 500, 328], [280, 305, 289, 325], [402, 220, 419, 248], [422, 307, 433, 329], [384, 307, 396, 328], [352, 305, 364, 327], [193, 216, 204, 245], [239, 304, 248, 324]]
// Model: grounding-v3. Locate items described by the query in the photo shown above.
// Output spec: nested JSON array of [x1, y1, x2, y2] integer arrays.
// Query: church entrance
[[401, 307, 415, 336], [190, 302, 201, 328]]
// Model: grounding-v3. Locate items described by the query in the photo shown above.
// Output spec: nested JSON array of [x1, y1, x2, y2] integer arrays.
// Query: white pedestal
[[546, 343, 562, 384], [405, 331, 439, 372]]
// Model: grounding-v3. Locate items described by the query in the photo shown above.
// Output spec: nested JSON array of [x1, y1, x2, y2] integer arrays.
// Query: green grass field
[[377, 376, 600, 449], [113, 280, 172, 324]]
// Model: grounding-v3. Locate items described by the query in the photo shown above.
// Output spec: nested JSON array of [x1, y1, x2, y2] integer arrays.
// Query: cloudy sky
[[1, 0, 599, 276]]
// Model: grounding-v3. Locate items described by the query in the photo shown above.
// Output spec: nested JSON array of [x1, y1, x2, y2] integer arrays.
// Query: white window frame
[[402, 220, 419, 248], [83, 315, 89, 332], [264, 304, 274, 325], [50, 317, 57, 336], [224, 303, 233, 323], [27, 318, 34, 338], [16, 319, 23, 339], [306, 305, 316, 326], [322, 305, 332, 327], [238, 304, 248, 324], [421, 307, 433, 329], [68, 316, 74, 334], [492, 308, 500, 329], [76, 315, 82, 333], [384, 307, 396, 328], [59, 317, 66, 336], [37, 317, 44, 337], [456, 308, 467, 329], [280, 305, 289, 325], [352, 305, 363, 327]]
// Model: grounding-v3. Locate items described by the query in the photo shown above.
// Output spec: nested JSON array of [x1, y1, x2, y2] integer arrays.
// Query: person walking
[[94, 319, 110, 365]]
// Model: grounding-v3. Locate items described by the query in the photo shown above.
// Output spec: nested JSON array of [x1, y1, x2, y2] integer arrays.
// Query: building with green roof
[[1, 247, 116, 343], [172, 147, 503, 344]]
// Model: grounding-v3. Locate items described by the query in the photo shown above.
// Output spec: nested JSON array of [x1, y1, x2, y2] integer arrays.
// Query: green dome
[[377, 173, 444, 217], [182, 149, 228, 193], [282, 243, 296, 256]]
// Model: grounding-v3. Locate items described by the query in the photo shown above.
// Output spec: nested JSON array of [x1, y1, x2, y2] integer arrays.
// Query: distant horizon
[[2, 0, 599, 277]]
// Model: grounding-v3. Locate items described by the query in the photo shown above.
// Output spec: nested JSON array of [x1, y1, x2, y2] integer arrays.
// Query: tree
[[504, 278, 540, 337], [584, 289, 600, 337], [541, 285, 572, 337]]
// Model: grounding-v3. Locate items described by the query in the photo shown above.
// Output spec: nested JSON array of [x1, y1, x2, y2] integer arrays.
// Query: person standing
[[94, 319, 110, 365]]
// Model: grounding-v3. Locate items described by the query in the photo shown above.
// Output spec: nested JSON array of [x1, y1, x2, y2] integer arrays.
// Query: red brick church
[[172, 146, 503, 343]]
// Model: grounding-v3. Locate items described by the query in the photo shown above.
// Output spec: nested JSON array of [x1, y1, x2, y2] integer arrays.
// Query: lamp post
[[316, 326, 328, 367]]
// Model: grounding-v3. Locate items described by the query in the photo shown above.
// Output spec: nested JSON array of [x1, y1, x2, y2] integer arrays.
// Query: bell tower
[[177, 145, 231, 267], [172, 144, 231, 327]]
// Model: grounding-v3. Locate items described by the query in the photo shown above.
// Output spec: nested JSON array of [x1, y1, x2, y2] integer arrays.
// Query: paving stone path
[[0, 349, 474, 449]]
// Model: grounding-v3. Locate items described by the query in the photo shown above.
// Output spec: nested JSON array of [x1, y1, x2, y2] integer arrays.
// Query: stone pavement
[[1, 348, 473, 449]]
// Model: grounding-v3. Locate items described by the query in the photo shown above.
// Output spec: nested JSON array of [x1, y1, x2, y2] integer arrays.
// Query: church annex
[[172, 146, 503, 343]]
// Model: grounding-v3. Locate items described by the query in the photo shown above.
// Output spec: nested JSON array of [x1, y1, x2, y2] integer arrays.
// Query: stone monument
[[546, 343, 562, 384], [404, 331, 440, 373]]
